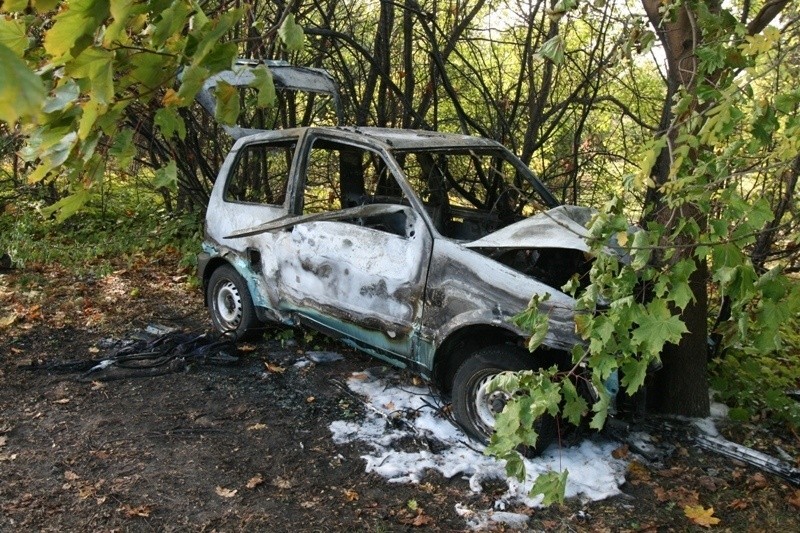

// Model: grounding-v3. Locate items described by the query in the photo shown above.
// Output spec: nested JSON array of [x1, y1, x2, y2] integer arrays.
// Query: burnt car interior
[[223, 136, 591, 291], [301, 139, 557, 241]]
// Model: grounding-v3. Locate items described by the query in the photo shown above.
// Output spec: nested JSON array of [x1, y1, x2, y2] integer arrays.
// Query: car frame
[[197, 63, 601, 452]]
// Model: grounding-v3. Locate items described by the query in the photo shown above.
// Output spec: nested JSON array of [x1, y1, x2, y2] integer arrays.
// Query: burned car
[[197, 63, 597, 451]]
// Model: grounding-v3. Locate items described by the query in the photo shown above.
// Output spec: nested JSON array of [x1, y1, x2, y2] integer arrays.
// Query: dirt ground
[[1, 255, 799, 531]]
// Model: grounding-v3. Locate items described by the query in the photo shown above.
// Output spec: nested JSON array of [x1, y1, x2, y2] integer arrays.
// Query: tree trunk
[[641, 0, 710, 416]]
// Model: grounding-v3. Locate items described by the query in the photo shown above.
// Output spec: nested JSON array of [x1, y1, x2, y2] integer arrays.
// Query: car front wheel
[[451, 344, 559, 456], [207, 264, 260, 340]]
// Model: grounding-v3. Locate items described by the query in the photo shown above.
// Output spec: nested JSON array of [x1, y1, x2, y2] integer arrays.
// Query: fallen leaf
[[0, 313, 18, 328], [121, 504, 152, 517], [612, 444, 629, 459], [264, 362, 285, 374], [788, 490, 800, 509], [684, 505, 720, 527], [246, 474, 264, 489], [215, 486, 237, 498], [749, 472, 768, 490], [351, 372, 369, 381], [344, 488, 359, 501], [697, 475, 725, 492], [306, 396, 315, 403], [626, 460, 651, 483], [91, 381, 105, 390], [78, 485, 96, 500], [0, 436, 6, 448], [384, 401, 396, 411], [54, 398, 70, 404], [411, 376, 423, 386], [273, 477, 292, 489], [728, 498, 748, 510], [88, 347, 100, 353], [412, 511, 432, 527], [247, 423, 267, 431], [239, 344, 257, 352], [64, 471, 80, 481]]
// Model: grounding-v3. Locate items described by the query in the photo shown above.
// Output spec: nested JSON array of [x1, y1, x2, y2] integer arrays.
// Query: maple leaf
[[343, 488, 359, 501], [684, 505, 721, 527]]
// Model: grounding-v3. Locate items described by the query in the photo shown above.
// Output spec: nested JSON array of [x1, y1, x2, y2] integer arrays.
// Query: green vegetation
[[0, 188, 200, 276]]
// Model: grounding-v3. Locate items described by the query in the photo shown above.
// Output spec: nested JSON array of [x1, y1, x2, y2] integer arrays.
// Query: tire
[[207, 264, 261, 340], [452, 344, 559, 456]]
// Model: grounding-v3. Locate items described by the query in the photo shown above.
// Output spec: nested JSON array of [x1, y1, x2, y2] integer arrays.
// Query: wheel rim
[[213, 279, 243, 330], [471, 370, 512, 437]]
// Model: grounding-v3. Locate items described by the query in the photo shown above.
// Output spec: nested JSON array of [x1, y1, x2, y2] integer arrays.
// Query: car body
[[197, 63, 600, 451]]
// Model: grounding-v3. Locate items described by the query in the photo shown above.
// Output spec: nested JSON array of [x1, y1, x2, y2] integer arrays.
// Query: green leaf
[[512, 293, 551, 353], [65, 46, 114, 104], [1, 0, 28, 13], [103, 0, 134, 46], [620, 358, 649, 394], [631, 299, 688, 356], [561, 380, 588, 426], [77, 98, 105, 140], [151, 0, 191, 48], [529, 470, 568, 506], [33, 0, 61, 11], [129, 52, 175, 92], [109, 128, 136, 168], [42, 80, 80, 114], [43, 0, 109, 61], [538, 34, 564, 65], [176, 64, 209, 105], [198, 41, 237, 72], [0, 17, 28, 56], [190, 9, 242, 67], [589, 374, 610, 430], [278, 13, 305, 52], [0, 43, 45, 124], [154, 160, 177, 190], [503, 452, 526, 481], [251, 65, 276, 108], [213, 79, 239, 126], [154, 106, 186, 140], [629, 230, 651, 270], [40, 188, 92, 222]]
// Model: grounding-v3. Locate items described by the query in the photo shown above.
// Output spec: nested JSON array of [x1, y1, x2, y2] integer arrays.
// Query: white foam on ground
[[329, 369, 627, 520]]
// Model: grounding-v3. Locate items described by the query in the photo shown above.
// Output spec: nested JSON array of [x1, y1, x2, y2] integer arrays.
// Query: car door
[[271, 135, 434, 363]]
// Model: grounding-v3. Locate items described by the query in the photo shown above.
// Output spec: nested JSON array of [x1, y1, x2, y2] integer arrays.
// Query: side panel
[[273, 208, 433, 360], [422, 239, 580, 354]]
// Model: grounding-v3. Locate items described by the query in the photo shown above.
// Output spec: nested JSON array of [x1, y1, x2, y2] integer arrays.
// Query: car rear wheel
[[452, 344, 559, 456], [207, 264, 260, 340]]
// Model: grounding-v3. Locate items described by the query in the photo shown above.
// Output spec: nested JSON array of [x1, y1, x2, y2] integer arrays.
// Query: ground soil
[[1, 254, 799, 531]]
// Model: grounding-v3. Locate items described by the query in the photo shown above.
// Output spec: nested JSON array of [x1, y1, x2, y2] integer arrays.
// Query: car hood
[[464, 205, 628, 258]]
